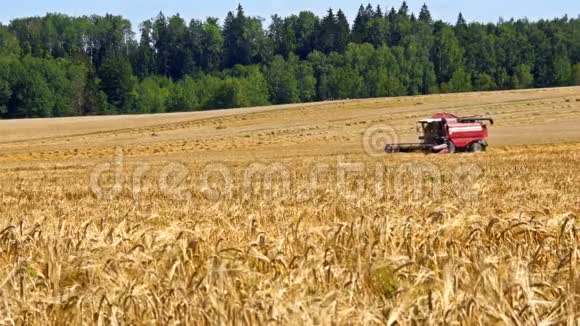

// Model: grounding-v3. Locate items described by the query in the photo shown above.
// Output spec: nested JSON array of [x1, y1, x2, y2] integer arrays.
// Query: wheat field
[[0, 87, 579, 325]]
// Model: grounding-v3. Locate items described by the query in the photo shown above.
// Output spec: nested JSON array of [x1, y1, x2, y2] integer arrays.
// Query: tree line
[[0, 3, 579, 119]]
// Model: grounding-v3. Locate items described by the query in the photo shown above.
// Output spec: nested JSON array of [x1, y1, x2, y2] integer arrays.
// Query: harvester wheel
[[470, 142, 484, 153], [447, 142, 456, 153]]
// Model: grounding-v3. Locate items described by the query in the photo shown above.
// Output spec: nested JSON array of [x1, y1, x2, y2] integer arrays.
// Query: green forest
[[0, 3, 579, 119]]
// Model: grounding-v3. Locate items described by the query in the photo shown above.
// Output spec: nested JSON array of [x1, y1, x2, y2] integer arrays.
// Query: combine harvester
[[385, 113, 494, 154]]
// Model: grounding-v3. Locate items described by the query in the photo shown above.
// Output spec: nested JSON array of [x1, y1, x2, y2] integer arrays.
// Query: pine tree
[[166, 14, 190, 79], [352, 5, 368, 44], [133, 21, 156, 78], [398, 1, 409, 18], [270, 15, 288, 56], [223, 11, 239, 67], [335, 10, 350, 53], [234, 5, 251, 66], [387, 7, 397, 23], [375, 5, 383, 18], [390, 2, 412, 47], [152, 12, 169, 76], [318, 9, 337, 54], [419, 4, 432, 23], [456, 13, 467, 28], [186, 19, 204, 73], [365, 4, 375, 18]]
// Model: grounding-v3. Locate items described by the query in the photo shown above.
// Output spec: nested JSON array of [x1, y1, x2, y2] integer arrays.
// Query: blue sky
[[0, 0, 578, 30]]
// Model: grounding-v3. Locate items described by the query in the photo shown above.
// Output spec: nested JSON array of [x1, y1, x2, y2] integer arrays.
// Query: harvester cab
[[385, 113, 494, 154], [417, 119, 445, 144]]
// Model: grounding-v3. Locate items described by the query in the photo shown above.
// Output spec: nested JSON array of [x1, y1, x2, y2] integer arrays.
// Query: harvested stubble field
[[0, 87, 579, 325]]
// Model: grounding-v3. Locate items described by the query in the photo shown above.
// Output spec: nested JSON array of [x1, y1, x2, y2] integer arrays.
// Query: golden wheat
[[0, 144, 577, 325], [0, 88, 579, 325]]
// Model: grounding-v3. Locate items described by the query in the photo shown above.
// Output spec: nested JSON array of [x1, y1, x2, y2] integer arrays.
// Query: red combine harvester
[[385, 113, 494, 154]]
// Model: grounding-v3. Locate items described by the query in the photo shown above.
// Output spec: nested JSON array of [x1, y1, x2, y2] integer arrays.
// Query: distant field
[[2, 87, 580, 164], [0, 88, 578, 324]]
